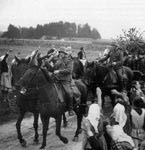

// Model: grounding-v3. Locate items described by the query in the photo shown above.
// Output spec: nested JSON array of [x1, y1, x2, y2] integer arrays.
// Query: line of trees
[[1, 21, 101, 39]]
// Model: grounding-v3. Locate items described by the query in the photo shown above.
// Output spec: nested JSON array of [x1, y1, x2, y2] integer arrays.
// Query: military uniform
[[99, 47, 124, 90], [53, 55, 75, 112]]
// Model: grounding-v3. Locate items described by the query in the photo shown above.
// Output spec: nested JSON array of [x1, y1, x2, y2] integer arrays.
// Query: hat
[[59, 47, 67, 54]]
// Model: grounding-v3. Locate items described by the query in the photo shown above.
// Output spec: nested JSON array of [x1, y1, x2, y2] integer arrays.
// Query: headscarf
[[112, 103, 127, 127], [0, 55, 5, 61], [86, 104, 100, 133]]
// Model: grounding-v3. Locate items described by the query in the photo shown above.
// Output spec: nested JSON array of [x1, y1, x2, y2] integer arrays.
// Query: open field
[[0, 38, 110, 62]]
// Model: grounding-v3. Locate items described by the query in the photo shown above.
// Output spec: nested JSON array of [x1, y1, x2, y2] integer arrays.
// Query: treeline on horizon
[[1, 21, 101, 40]]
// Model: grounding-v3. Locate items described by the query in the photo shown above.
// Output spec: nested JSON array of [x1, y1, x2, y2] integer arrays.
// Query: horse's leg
[[73, 108, 83, 141], [101, 91, 105, 108], [16, 111, 26, 147], [62, 113, 68, 127], [55, 115, 68, 144], [109, 93, 116, 107], [91, 85, 97, 102], [33, 112, 39, 144], [40, 114, 50, 149]]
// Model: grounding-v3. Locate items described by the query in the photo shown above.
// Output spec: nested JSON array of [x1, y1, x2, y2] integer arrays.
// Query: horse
[[16, 66, 87, 149], [11, 56, 69, 144], [84, 61, 134, 107], [10, 56, 40, 146]]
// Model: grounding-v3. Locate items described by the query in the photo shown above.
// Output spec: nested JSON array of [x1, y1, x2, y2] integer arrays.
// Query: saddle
[[54, 80, 81, 104], [103, 68, 118, 88], [104, 67, 128, 88], [53, 83, 65, 103]]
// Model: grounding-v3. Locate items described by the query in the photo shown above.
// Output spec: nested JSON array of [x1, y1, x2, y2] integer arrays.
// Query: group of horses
[[9, 53, 138, 149]]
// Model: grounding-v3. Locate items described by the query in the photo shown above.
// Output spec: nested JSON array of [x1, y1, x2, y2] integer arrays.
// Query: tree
[[2, 24, 20, 39], [116, 28, 145, 55], [91, 28, 101, 39]]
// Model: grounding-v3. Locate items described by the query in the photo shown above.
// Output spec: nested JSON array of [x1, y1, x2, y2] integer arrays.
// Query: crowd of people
[[0, 44, 145, 150], [82, 81, 145, 150]]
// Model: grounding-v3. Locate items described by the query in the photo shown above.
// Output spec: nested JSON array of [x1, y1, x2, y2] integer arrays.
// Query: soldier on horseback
[[45, 47, 81, 116], [99, 42, 125, 90]]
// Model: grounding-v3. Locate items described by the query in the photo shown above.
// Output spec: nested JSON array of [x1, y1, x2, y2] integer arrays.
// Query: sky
[[0, 0, 145, 39]]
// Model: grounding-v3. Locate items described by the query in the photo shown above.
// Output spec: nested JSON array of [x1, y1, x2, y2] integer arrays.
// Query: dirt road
[[0, 114, 83, 150]]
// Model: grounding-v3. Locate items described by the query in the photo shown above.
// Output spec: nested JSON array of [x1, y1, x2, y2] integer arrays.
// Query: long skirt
[[1, 72, 12, 92]]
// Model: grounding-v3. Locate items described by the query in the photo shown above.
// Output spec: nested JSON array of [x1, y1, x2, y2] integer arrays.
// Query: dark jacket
[[99, 48, 124, 69], [53, 56, 73, 82], [0, 53, 9, 73]]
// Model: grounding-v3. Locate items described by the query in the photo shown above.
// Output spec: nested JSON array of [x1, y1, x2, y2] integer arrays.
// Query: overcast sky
[[0, 0, 145, 39]]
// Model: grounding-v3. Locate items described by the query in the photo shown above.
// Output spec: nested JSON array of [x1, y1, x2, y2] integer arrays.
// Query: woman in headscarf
[[105, 103, 136, 150], [82, 103, 107, 150], [0, 51, 12, 102], [111, 89, 132, 136], [131, 97, 145, 149], [130, 81, 145, 107]]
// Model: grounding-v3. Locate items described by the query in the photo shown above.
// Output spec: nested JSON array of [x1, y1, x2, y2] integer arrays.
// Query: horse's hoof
[[33, 139, 39, 145], [40, 145, 45, 149], [73, 136, 79, 142], [78, 129, 82, 134], [61, 137, 68, 144], [63, 121, 68, 128], [21, 139, 27, 147]]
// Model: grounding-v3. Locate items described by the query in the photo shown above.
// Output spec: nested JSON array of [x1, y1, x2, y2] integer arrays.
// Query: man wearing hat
[[99, 42, 125, 90], [49, 47, 75, 116]]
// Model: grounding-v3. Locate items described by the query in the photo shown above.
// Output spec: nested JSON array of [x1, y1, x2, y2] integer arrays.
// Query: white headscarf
[[86, 104, 100, 133], [0, 55, 5, 61], [112, 103, 127, 127]]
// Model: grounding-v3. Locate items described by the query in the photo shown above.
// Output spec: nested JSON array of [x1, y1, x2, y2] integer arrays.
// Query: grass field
[[0, 38, 110, 63]]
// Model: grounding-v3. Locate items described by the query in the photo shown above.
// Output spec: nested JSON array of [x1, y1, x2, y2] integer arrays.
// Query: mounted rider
[[45, 47, 81, 116], [99, 42, 125, 90]]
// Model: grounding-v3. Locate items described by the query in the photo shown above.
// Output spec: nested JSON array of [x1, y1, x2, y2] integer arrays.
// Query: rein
[[26, 82, 50, 91]]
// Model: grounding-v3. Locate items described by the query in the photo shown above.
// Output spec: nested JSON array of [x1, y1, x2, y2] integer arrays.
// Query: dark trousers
[[61, 82, 73, 110]]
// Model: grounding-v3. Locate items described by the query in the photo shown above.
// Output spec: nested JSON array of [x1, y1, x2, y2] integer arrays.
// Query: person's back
[[82, 104, 107, 150], [131, 97, 145, 149]]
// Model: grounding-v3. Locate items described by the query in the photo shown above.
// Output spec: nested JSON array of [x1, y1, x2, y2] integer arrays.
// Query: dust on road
[[0, 114, 83, 150]]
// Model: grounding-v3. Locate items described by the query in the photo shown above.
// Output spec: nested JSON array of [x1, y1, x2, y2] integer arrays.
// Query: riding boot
[[61, 82, 75, 116], [68, 97, 75, 116]]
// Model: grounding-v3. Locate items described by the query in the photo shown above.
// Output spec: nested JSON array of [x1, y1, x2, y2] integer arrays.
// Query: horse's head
[[11, 56, 31, 86], [84, 61, 96, 86], [84, 61, 109, 88], [16, 66, 50, 90]]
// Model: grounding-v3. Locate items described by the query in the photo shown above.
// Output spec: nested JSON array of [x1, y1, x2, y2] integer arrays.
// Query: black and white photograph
[[0, 0, 145, 149]]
